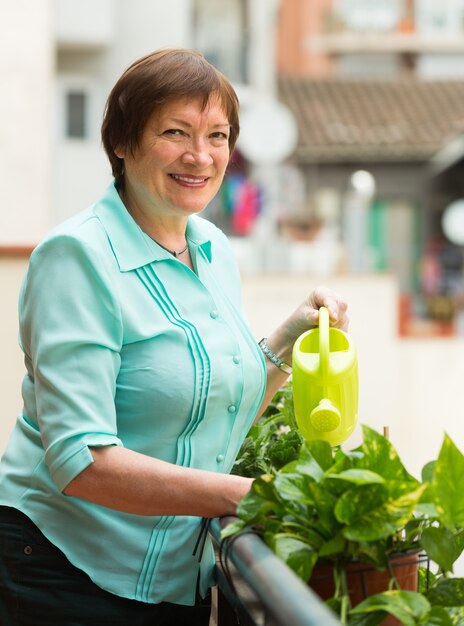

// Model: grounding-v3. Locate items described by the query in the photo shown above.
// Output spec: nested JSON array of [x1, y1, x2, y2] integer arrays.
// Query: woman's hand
[[286, 285, 349, 339], [253, 286, 349, 422], [269, 286, 349, 363], [264, 285, 349, 364]]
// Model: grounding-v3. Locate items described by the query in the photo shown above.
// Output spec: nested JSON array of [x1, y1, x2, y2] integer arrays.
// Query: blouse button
[[24, 546, 33, 555], [228, 404, 236, 414], [216, 454, 225, 463], [210, 310, 219, 319], [233, 355, 241, 364]]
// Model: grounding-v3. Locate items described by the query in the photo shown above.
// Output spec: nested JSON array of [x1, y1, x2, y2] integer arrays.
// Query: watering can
[[292, 306, 358, 446]]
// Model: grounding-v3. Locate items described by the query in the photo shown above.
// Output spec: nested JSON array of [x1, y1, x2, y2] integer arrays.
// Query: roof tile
[[278, 78, 464, 162]]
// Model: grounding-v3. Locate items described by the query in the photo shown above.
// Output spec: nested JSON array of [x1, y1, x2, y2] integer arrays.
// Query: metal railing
[[210, 516, 342, 626]]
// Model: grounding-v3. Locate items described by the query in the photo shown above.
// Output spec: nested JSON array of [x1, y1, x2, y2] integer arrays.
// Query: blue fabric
[[0, 181, 266, 605]]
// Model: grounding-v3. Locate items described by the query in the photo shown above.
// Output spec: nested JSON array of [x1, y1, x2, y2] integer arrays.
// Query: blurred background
[[2, 0, 464, 483]]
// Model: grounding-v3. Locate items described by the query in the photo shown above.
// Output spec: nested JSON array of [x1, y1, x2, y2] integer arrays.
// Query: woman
[[0, 48, 349, 625]]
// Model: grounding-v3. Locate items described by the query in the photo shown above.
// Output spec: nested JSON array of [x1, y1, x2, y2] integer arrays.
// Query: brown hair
[[101, 48, 240, 187]]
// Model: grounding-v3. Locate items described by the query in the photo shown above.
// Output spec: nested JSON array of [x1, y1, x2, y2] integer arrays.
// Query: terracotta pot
[[309, 552, 422, 626]]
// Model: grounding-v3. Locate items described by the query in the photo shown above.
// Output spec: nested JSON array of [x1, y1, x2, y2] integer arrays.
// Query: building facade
[[275, 0, 464, 334]]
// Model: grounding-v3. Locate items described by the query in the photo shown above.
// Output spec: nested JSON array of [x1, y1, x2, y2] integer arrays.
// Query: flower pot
[[309, 552, 422, 626]]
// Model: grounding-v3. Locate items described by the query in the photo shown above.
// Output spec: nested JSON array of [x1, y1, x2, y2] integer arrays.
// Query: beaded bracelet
[[258, 338, 292, 375]]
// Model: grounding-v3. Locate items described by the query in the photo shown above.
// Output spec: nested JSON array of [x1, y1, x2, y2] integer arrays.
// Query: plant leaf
[[416, 502, 440, 518], [330, 469, 386, 485], [280, 457, 322, 482], [251, 474, 278, 500], [421, 526, 462, 572], [422, 460, 436, 483], [236, 487, 276, 524], [347, 612, 385, 625], [280, 440, 332, 481], [427, 578, 464, 607], [268, 534, 318, 582], [418, 566, 439, 594], [231, 436, 265, 477], [273, 472, 313, 504], [336, 485, 425, 541], [281, 459, 323, 481], [308, 482, 340, 536], [359, 425, 416, 483], [318, 533, 346, 557], [335, 484, 388, 525], [279, 384, 298, 430], [447, 607, 464, 625], [304, 439, 334, 472], [280, 520, 326, 549], [220, 519, 247, 539], [342, 512, 399, 542], [422, 606, 454, 625], [433, 435, 464, 528], [350, 590, 431, 626], [267, 430, 302, 470], [353, 540, 390, 569]]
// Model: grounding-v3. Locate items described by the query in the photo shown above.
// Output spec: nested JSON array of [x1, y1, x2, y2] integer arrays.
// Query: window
[[333, 0, 402, 32], [66, 90, 87, 138], [416, 0, 464, 35], [193, 0, 248, 83], [56, 75, 99, 141]]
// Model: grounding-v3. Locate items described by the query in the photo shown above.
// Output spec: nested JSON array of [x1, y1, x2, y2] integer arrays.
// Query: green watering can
[[292, 306, 358, 446]]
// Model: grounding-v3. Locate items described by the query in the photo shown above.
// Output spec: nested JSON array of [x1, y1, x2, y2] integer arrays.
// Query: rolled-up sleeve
[[20, 233, 124, 491]]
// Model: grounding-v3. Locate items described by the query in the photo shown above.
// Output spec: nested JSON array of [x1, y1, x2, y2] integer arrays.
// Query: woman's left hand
[[279, 286, 349, 352], [298, 285, 349, 333], [254, 286, 349, 420]]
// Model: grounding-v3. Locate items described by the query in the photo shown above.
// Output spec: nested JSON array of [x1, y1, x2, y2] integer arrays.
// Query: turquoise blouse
[[0, 182, 266, 605]]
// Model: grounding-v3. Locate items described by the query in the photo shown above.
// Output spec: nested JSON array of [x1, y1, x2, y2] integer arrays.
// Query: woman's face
[[117, 96, 231, 220]]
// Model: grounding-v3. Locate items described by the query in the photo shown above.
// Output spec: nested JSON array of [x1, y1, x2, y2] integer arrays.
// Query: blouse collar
[[93, 181, 212, 271]]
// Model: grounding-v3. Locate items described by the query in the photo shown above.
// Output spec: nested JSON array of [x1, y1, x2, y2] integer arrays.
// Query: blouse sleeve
[[19, 233, 124, 491]]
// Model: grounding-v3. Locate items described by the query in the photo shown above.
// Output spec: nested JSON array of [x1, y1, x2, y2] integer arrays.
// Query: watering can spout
[[292, 307, 358, 446], [310, 399, 341, 433]]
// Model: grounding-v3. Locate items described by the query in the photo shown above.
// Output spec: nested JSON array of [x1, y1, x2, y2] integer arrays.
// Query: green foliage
[[350, 590, 431, 626], [231, 382, 302, 477], [225, 382, 464, 626]]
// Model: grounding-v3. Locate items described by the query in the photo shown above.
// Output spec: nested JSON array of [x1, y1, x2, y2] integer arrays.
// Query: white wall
[[0, 257, 27, 452], [417, 54, 464, 79], [395, 340, 464, 477], [55, 0, 115, 47], [0, 0, 53, 244], [111, 0, 193, 75], [53, 143, 112, 222]]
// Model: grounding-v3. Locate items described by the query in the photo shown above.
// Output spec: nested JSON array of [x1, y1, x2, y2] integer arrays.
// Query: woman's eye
[[163, 128, 184, 137], [210, 132, 228, 141]]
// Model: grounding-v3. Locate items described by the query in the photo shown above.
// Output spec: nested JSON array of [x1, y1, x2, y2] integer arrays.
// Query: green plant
[[232, 383, 302, 478], [224, 383, 464, 626]]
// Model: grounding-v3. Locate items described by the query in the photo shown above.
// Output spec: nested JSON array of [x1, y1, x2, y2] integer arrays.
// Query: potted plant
[[224, 382, 464, 626]]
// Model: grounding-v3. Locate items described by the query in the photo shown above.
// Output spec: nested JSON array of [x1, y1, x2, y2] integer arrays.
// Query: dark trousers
[[0, 506, 211, 626]]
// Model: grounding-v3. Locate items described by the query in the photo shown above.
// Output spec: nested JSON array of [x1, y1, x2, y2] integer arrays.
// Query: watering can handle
[[318, 306, 329, 378]]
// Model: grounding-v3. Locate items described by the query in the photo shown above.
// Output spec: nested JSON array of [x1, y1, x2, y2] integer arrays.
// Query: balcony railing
[[210, 516, 342, 626], [307, 32, 464, 55]]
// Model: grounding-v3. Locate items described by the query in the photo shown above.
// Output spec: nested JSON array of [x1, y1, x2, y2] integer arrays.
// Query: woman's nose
[[181, 139, 213, 167]]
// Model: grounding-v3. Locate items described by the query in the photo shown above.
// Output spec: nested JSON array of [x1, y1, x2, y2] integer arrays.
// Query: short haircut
[[101, 48, 240, 187]]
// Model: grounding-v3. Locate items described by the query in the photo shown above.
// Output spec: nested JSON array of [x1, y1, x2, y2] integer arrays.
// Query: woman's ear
[[114, 145, 125, 159]]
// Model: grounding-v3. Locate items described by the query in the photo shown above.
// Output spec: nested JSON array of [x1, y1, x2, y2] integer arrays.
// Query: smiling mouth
[[170, 174, 209, 184]]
